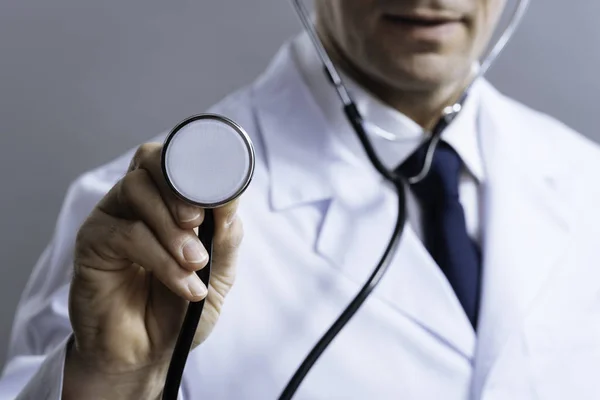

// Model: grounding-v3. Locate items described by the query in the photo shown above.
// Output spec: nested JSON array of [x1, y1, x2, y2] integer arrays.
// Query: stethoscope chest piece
[[162, 113, 255, 208]]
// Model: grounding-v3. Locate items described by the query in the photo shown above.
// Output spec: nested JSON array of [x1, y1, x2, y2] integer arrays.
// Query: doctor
[[3, 0, 600, 399]]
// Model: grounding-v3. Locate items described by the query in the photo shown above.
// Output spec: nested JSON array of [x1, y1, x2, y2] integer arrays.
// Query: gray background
[[0, 0, 597, 368]]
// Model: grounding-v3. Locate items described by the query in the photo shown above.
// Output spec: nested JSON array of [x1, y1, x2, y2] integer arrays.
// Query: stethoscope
[[159, 1, 530, 398]]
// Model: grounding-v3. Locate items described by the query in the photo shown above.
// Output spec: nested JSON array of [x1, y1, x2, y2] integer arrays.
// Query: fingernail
[[178, 206, 201, 223], [187, 275, 207, 298], [182, 239, 207, 264]]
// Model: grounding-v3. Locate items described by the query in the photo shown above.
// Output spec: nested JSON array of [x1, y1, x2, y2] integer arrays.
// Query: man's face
[[315, 0, 507, 92]]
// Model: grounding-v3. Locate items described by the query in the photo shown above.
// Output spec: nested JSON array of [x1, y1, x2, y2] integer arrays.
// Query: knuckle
[[224, 206, 238, 224], [75, 212, 102, 249], [133, 143, 154, 166], [103, 221, 127, 256], [230, 218, 244, 247], [122, 220, 146, 244], [75, 216, 90, 244], [217, 219, 244, 255], [75, 213, 117, 262], [74, 224, 91, 258], [136, 143, 161, 171], [170, 233, 193, 254], [119, 175, 135, 205], [120, 170, 148, 203]]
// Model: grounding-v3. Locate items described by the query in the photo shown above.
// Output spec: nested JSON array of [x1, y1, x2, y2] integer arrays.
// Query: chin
[[364, 51, 469, 92]]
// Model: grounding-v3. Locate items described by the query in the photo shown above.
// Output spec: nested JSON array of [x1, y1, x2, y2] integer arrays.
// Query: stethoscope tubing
[[162, 210, 214, 400]]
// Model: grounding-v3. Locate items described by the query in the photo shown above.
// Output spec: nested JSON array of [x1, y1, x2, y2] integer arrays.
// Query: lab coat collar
[[472, 80, 573, 395], [251, 41, 338, 211]]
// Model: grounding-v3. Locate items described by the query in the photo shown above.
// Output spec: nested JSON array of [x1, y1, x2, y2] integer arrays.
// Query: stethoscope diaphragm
[[162, 113, 255, 208]]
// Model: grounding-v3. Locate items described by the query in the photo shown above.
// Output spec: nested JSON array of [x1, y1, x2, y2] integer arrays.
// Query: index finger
[[131, 143, 206, 228]]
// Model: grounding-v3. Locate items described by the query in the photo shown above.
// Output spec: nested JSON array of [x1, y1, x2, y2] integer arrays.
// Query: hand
[[63, 143, 243, 399]]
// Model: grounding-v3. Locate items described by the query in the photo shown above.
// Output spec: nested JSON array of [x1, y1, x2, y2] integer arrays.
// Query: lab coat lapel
[[251, 42, 336, 210], [252, 41, 475, 359], [472, 82, 572, 393], [317, 190, 476, 359]]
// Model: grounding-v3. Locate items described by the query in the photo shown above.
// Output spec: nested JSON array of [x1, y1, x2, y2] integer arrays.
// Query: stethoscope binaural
[[159, 1, 530, 398]]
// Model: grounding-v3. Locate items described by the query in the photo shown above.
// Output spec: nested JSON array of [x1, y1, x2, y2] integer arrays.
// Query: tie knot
[[398, 141, 462, 200]]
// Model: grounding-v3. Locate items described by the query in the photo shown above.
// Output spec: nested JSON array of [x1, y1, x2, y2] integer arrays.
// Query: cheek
[[472, 0, 506, 56], [318, 1, 363, 45], [328, 5, 379, 66], [338, 3, 374, 41]]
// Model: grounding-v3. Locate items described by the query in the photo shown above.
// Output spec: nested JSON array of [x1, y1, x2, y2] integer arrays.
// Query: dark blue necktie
[[398, 141, 482, 328]]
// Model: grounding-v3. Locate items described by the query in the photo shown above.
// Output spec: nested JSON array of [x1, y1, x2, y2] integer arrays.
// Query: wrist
[[63, 339, 169, 400]]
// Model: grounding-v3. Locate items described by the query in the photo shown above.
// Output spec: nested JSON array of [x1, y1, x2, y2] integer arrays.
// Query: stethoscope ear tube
[[343, 103, 398, 183], [161, 210, 214, 400]]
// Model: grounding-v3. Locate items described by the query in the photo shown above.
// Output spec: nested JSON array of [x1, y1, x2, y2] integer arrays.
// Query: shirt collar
[[252, 35, 493, 211], [292, 32, 486, 182]]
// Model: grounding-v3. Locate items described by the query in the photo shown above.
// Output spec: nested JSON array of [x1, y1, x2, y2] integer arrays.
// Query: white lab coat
[[3, 38, 600, 400]]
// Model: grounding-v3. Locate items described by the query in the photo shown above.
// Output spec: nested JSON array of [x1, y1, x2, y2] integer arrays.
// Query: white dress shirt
[[292, 33, 486, 245]]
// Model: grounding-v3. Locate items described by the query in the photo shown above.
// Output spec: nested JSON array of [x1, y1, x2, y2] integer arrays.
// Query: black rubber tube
[[161, 209, 214, 400], [278, 182, 407, 399]]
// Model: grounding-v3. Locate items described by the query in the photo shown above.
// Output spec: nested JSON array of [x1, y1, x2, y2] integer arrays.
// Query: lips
[[379, 11, 465, 44], [382, 11, 463, 26]]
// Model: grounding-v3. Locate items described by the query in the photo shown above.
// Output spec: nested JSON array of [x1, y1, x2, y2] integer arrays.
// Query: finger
[[116, 168, 209, 273], [131, 143, 205, 229], [188, 213, 243, 349], [209, 202, 244, 297], [79, 214, 207, 302]]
